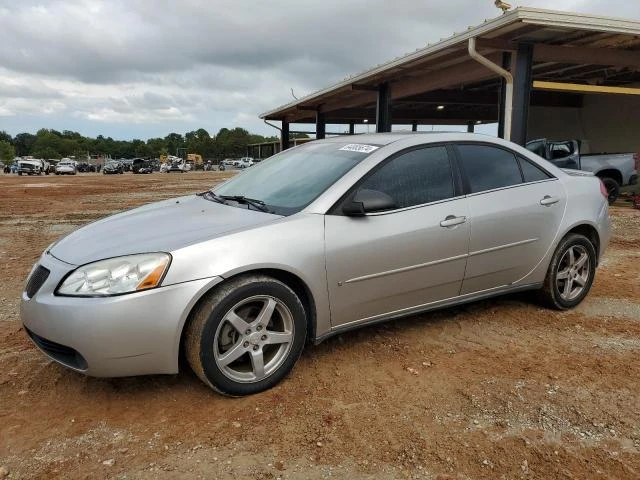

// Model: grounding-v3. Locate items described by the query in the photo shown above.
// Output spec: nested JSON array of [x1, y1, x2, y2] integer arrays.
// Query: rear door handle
[[440, 215, 467, 228], [540, 195, 559, 206]]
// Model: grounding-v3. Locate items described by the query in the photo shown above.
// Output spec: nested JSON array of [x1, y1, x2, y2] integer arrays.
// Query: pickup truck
[[17, 158, 50, 176], [526, 139, 638, 204]]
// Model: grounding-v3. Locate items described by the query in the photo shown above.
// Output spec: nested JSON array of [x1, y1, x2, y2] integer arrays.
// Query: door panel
[[461, 180, 566, 294], [325, 198, 470, 327]]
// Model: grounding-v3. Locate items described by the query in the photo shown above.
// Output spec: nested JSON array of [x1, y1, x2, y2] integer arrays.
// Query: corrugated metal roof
[[260, 7, 640, 121]]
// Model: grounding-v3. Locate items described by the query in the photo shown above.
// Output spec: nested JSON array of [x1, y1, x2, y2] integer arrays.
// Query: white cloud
[[0, 0, 636, 138]]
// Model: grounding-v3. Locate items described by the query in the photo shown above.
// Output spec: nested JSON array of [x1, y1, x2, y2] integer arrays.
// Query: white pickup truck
[[17, 158, 50, 176], [526, 139, 638, 203]]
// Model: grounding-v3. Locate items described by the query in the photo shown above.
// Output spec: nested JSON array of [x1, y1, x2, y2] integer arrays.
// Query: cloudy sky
[[0, 0, 637, 139]]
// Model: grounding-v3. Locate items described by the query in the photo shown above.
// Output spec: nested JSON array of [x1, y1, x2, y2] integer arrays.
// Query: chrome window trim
[[364, 193, 467, 216], [464, 177, 559, 198]]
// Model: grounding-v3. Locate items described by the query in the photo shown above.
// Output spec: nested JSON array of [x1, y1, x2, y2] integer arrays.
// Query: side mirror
[[342, 189, 397, 216]]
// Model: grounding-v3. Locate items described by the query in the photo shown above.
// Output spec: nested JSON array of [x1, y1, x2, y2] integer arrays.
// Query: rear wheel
[[185, 275, 307, 396], [600, 177, 620, 204], [539, 233, 597, 310]]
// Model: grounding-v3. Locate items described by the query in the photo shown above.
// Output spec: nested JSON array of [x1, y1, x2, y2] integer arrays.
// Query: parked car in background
[[55, 159, 77, 175], [21, 133, 610, 396], [168, 158, 188, 173], [526, 139, 638, 203], [17, 158, 49, 176], [121, 159, 134, 172], [236, 157, 254, 168], [132, 158, 153, 174], [103, 161, 124, 174], [77, 162, 97, 173]]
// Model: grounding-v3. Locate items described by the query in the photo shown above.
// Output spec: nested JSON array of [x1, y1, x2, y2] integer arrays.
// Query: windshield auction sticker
[[339, 144, 379, 153]]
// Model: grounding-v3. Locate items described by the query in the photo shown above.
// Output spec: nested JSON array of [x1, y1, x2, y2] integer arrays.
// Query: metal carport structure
[[260, 8, 640, 152]]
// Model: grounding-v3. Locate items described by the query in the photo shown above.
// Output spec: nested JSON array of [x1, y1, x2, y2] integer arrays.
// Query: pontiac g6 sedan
[[22, 133, 610, 396]]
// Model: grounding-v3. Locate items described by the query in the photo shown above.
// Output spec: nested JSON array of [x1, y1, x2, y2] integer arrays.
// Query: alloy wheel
[[556, 245, 590, 301], [213, 295, 294, 383]]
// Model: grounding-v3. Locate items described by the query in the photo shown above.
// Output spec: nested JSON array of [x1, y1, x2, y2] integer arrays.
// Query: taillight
[[634, 152, 639, 170], [599, 179, 609, 199]]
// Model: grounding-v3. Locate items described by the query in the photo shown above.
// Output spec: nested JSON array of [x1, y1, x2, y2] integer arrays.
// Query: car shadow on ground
[[33, 291, 537, 401]]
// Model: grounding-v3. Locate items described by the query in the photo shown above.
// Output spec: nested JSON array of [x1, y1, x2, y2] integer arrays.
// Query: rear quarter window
[[519, 156, 553, 182]]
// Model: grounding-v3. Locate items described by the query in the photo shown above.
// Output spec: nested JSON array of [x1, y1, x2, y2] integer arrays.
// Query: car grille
[[26, 328, 88, 370], [20, 164, 34, 170], [25, 265, 50, 298]]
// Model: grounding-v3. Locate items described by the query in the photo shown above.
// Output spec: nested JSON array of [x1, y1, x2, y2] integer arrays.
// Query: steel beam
[[533, 81, 640, 96], [534, 44, 640, 69], [376, 82, 392, 133], [281, 121, 290, 150], [511, 44, 533, 146], [391, 54, 502, 100], [316, 111, 326, 139]]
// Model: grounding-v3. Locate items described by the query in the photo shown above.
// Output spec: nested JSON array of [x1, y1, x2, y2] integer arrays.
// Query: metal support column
[[376, 82, 392, 133], [316, 111, 326, 139], [467, 121, 475, 133], [497, 52, 512, 139], [511, 44, 533, 145], [281, 121, 290, 151], [348, 123, 355, 135], [411, 121, 418, 132]]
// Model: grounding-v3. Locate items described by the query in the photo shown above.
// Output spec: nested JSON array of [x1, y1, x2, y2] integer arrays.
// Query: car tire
[[185, 274, 307, 396], [600, 177, 620, 204], [539, 233, 597, 310]]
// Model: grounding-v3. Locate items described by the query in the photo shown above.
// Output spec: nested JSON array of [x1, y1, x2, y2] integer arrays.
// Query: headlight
[[57, 253, 171, 297]]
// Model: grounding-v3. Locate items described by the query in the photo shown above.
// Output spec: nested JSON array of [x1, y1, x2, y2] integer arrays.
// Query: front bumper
[[21, 252, 223, 377]]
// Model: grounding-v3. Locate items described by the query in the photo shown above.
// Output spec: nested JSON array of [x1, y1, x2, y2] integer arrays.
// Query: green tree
[[164, 133, 184, 156], [0, 140, 16, 163], [13, 133, 36, 156], [0, 130, 12, 145], [146, 137, 167, 157]]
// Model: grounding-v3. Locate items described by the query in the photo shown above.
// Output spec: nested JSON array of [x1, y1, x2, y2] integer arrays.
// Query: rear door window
[[456, 144, 523, 193]]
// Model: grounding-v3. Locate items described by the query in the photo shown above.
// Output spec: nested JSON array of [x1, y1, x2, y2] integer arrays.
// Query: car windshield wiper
[[196, 190, 228, 205], [219, 195, 273, 213]]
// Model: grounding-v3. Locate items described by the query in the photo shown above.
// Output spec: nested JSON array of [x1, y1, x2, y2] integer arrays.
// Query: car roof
[[315, 131, 495, 146]]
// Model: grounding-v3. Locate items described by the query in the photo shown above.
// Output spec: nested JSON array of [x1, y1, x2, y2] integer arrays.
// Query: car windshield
[[213, 142, 379, 216]]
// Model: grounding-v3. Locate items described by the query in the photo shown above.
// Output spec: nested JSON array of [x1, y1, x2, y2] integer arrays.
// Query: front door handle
[[440, 215, 467, 228], [540, 195, 559, 206]]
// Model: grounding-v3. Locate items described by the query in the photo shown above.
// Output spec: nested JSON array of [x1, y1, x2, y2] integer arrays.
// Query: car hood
[[49, 195, 282, 265]]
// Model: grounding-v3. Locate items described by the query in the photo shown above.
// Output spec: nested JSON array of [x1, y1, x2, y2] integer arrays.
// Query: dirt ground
[[0, 172, 639, 480]]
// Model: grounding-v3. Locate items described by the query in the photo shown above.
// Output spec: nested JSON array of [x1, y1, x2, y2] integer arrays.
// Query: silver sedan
[[21, 133, 610, 396]]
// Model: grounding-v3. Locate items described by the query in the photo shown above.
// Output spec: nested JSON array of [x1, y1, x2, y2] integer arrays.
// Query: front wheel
[[539, 233, 597, 310], [185, 275, 307, 396]]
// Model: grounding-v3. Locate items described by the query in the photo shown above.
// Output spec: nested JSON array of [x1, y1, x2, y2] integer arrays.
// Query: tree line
[[0, 127, 293, 163]]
